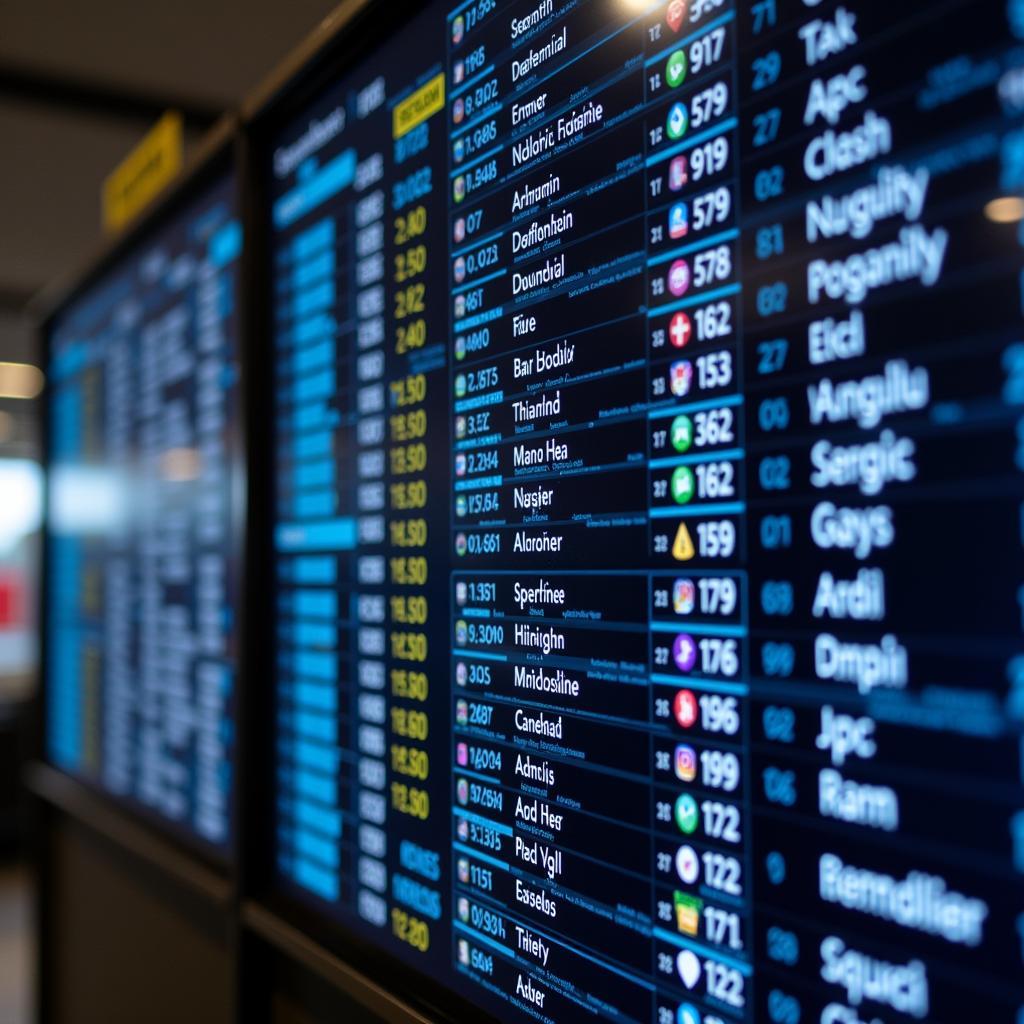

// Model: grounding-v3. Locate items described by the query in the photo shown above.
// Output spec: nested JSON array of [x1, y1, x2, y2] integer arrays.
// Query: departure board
[[268, 0, 1024, 1019], [47, 173, 241, 851]]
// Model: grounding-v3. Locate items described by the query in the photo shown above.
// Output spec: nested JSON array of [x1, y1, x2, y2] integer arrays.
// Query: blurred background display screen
[[45, 173, 241, 852]]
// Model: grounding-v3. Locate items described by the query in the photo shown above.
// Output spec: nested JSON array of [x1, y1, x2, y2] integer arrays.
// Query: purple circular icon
[[672, 633, 697, 673]]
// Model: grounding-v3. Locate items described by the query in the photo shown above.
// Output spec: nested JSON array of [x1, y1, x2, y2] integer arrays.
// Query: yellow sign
[[102, 111, 184, 233], [393, 73, 446, 140]]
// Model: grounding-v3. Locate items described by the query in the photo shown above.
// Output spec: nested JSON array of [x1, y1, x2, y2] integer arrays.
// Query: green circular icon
[[675, 793, 699, 834], [454, 374, 467, 398], [671, 414, 693, 453], [667, 102, 688, 141], [666, 49, 688, 88], [671, 466, 695, 504]]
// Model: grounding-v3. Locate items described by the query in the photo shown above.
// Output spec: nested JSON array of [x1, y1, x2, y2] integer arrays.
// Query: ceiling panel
[[0, 98, 204, 295], [0, 0, 340, 108]]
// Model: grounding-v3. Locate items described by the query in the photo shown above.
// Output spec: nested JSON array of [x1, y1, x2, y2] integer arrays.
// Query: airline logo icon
[[667, 0, 688, 33], [674, 744, 697, 782], [457, 742, 468, 766], [674, 892, 702, 936], [666, 50, 688, 88], [673, 577, 696, 614], [669, 155, 688, 191], [669, 311, 692, 348], [668, 259, 690, 296], [667, 102, 688, 140], [453, 61, 465, 85], [676, 949, 702, 989], [453, 98, 465, 125], [672, 522, 695, 561], [675, 793, 699, 834], [669, 202, 689, 239], [673, 688, 698, 728], [677, 1005, 701, 1024], [670, 359, 693, 397], [675, 844, 700, 884], [671, 414, 693, 454], [452, 16, 465, 44], [671, 466, 695, 504], [672, 633, 697, 672]]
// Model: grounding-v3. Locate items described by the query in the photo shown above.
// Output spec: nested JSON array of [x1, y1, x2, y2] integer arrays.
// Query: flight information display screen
[[47, 172, 241, 852], [268, 0, 1024, 1018]]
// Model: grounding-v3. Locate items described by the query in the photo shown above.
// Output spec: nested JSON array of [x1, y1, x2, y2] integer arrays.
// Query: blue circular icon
[[677, 1004, 701, 1024]]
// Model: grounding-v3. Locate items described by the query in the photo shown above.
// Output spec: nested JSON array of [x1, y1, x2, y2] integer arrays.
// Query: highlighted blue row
[[290, 556, 336, 585], [293, 313, 338, 347], [291, 620, 336, 647], [293, 367, 335, 403], [294, 856, 339, 901], [292, 709, 338, 744], [277, 518, 356, 553], [294, 650, 337, 683], [294, 339, 335, 376], [274, 150, 356, 229], [293, 458, 334, 490], [293, 249, 335, 290], [293, 279, 335, 319], [208, 219, 242, 268], [292, 680, 338, 713], [294, 800, 341, 839], [293, 589, 339, 618], [294, 490, 336, 519], [292, 219, 335, 262]]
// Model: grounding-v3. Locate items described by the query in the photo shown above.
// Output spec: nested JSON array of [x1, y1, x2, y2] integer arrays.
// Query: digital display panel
[[268, 0, 1024, 1018], [47, 172, 241, 852]]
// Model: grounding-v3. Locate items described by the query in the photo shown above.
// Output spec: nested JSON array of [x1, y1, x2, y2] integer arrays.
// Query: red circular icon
[[674, 689, 698, 729], [667, 0, 688, 33], [669, 311, 692, 349]]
